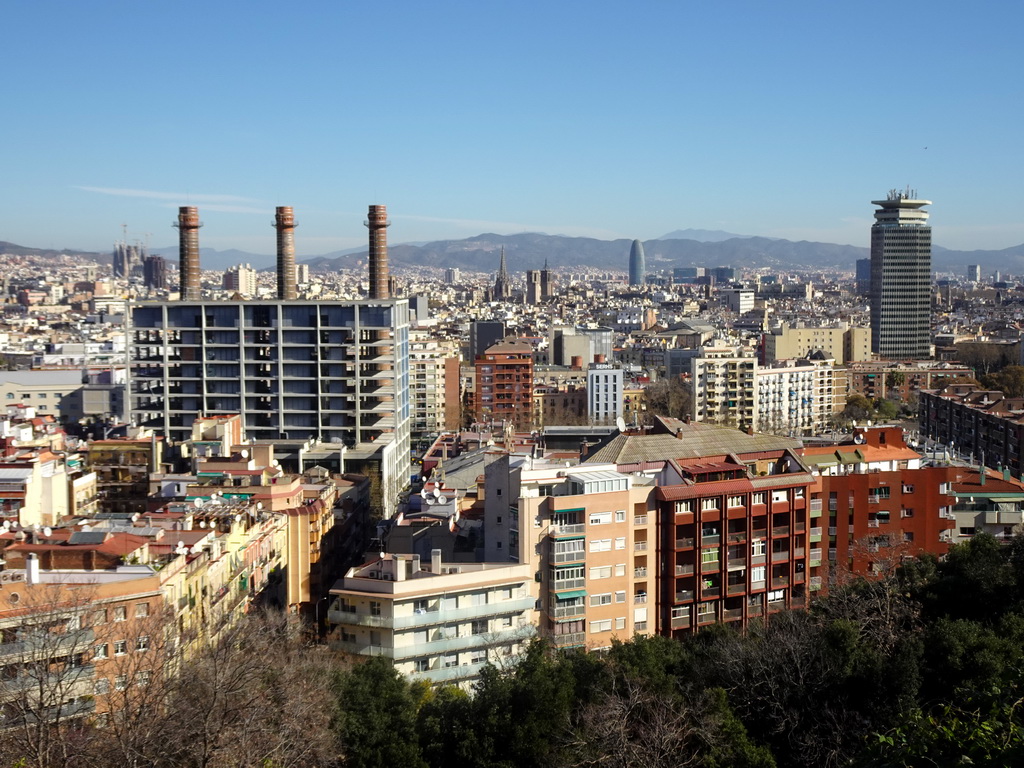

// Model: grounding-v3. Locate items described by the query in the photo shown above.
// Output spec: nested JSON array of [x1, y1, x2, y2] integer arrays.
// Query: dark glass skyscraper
[[869, 190, 932, 359], [628, 239, 646, 286]]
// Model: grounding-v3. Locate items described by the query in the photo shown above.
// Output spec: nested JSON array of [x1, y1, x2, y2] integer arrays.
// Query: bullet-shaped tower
[[365, 204, 391, 300], [275, 206, 298, 300], [174, 206, 202, 300]]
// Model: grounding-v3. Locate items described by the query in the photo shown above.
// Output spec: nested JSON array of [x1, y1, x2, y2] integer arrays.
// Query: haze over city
[[6, 0, 1024, 256]]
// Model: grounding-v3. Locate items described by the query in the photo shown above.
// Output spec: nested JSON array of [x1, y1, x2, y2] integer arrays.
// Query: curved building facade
[[628, 239, 646, 286]]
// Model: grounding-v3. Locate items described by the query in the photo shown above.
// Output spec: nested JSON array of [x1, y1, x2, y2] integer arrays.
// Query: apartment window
[[700, 497, 719, 511], [369, 601, 381, 616], [727, 495, 744, 508], [675, 500, 694, 513], [752, 492, 766, 505], [772, 490, 788, 504], [114, 640, 127, 656], [697, 602, 715, 617], [615, 536, 626, 550], [139, 670, 152, 687], [499, 616, 513, 629], [590, 593, 612, 607], [903, 484, 915, 494], [751, 566, 766, 582], [471, 592, 488, 607], [415, 658, 430, 673], [93, 644, 108, 660], [471, 619, 488, 635], [794, 487, 805, 499], [615, 510, 626, 522], [959, 527, 976, 536], [113, 606, 127, 622], [901, 508, 915, 518], [589, 511, 611, 525], [751, 539, 766, 556], [470, 650, 487, 665], [499, 587, 513, 601], [615, 591, 626, 603], [614, 563, 626, 577], [115, 675, 128, 691], [615, 617, 626, 630], [444, 653, 458, 668], [590, 539, 611, 553], [94, 678, 110, 695], [136, 636, 149, 652], [413, 599, 430, 614], [903, 532, 915, 543], [701, 548, 720, 564], [135, 602, 149, 618], [590, 566, 612, 580], [590, 619, 612, 633]]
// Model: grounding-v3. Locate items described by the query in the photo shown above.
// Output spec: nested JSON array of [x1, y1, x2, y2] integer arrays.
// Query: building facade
[[870, 191, 932, 359]]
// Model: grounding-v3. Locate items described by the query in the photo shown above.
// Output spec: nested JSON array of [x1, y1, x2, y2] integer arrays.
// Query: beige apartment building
[[765, 322, 871, 365]]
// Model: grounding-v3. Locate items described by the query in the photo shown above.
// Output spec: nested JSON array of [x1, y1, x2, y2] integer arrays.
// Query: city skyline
[[5, 1, 1023, 255]]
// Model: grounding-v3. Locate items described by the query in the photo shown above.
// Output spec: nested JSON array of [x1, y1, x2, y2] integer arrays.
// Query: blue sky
[[5, 1, 1022, 255]]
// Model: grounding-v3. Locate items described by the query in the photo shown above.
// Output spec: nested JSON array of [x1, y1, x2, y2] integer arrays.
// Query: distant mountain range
[[6, 234, 1024, 276]]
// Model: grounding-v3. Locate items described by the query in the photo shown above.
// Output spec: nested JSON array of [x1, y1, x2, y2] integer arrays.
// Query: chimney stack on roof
[[275, 206, 298, 300], [175, 206, 202, 300], [365, 204, 391, 300]]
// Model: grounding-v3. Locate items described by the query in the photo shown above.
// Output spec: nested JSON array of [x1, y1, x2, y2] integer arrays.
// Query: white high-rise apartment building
[[870, 190, 932, 359]]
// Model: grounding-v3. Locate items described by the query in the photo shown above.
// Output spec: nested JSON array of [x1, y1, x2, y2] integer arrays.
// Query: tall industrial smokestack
[[274, 206, 297, 300], [174, 206, 202, 300], [364, 204, 391, 299]]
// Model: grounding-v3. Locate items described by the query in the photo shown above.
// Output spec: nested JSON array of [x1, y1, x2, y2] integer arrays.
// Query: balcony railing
[[553, 550, 585, 565], [675, 563, 695, 576], [727, 583, 746, 596], [772, 526, 790, 537], [675, 537, 695, 549], [727, 531, 747, 543], [722, 607, 743, 621], [552, 632, 586, 648], [552, 603, 586, 619], [634, 515, 648, 526], [634, 541, 648, 552], [701, 560, 720, 573], [633, 567, 647, 578], [675, 589, 694, 603], [550, 523, 586, 537]]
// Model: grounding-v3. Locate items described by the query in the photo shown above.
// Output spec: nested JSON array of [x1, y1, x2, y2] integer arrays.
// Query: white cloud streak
[[76, 186, 263, 205]]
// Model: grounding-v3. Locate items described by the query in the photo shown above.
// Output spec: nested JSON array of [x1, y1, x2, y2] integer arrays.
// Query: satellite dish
[[43, 527, 52, 537], [616, 416, 626, 433], [234, 514, 241, 522], [240, 449, 249, 459], [81, 524, 91, 532], [199, 520, 207, 528], [437, 495, 448, 505], [177, 540, 185, 549], [853, 434, 865, 445], [256, 502, 263, 511], [379, 551, 386, 560], [2, 520, 9, 531], [433, 486, 441, 498], [194, 498, 204, 508], [424, 496, 436, 505], [131, 513, 140, 522]]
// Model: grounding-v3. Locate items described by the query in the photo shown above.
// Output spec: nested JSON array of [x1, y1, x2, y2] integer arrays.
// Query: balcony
[[634, 567, 648, 578], [727, 583, 746, 596], [552, 603, 586, 619], [697, 610, 717, 626], [553, 550, 585, 565], [771, 526, 790, 537], [552, 632, 586, 648], [701, 534, 721, 546], [809, 527, 822, 542], [634, 515, 649, 526], [727, 531, 747, 544], [675, 589, 695, 603], [670, 609, 691, 629], [675, 537, 695, 549], [550, 524, 586, 537], [633, 593, 648, 604], [675, 563, 695, 576], [722, 607, 743, 621], [771, 576, 789, 589], [701, 560, 720, 573], [702, 586, 721, 598], [634, 541, 648, 552]]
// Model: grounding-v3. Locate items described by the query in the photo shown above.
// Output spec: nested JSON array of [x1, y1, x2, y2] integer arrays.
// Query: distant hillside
[[9, 234, 1024, 276], [658, 228, 754, 242], [0, 241, 106, 262]]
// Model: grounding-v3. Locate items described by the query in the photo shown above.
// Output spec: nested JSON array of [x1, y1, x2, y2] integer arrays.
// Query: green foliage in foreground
[[5, 533, 1024, 767]]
